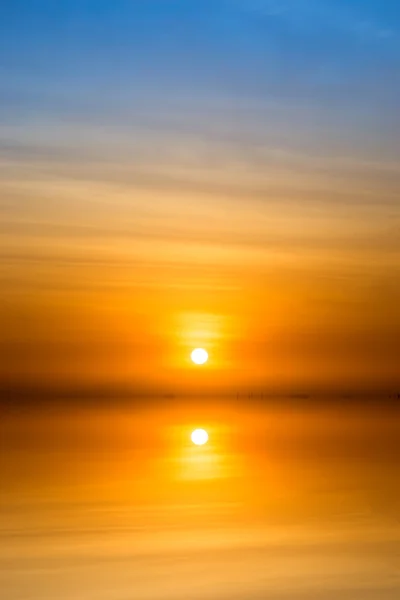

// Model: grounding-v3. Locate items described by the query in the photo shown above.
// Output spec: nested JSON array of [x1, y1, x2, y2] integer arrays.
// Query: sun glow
[[191, 428, 209, 446], [191, 348, 208, 365]]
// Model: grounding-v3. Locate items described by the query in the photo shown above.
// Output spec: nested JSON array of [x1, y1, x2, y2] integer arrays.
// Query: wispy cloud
[[233, 0, 397, 42]]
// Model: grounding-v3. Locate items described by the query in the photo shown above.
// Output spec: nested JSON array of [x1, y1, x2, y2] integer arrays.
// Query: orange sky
[[1, 135, 399, 393]]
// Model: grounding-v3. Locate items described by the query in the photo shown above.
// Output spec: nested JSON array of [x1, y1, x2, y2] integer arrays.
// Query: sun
[[191, 348, 208, 365], [191, 428, 209, 446]]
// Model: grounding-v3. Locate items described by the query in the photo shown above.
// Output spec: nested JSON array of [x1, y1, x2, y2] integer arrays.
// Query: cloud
[[232, 0, 397, 43]]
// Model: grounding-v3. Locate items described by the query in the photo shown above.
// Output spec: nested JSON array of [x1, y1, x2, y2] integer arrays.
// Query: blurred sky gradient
[[1, 1, 400, 393]]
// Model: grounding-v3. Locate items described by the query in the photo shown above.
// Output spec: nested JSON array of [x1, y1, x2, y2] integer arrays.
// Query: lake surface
[[1, 398, 399, 599]]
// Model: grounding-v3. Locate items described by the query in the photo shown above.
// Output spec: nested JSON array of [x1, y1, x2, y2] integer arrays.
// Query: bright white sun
[[191, 348, 208, 365], [191, 429, 209, 446]]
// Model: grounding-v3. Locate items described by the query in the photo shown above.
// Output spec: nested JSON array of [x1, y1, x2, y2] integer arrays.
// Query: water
[[1, 398, 399, 599]]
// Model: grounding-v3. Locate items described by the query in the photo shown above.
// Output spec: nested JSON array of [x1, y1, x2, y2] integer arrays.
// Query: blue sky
[[1, 0, 399, 170], [1, 1, 400, 118]]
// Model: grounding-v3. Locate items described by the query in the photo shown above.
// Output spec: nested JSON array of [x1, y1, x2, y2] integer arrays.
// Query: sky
[[1, 0, 400, 394]]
